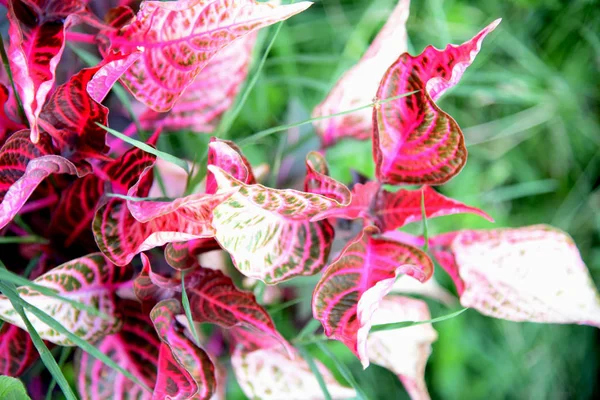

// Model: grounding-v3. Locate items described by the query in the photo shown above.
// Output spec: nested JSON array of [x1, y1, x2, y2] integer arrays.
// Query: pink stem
[[19, 194, 59, 214], [66, 31, 98, 45]]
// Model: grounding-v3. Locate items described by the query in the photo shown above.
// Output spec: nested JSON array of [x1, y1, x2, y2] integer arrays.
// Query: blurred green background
[[202, 0, 599, 398]]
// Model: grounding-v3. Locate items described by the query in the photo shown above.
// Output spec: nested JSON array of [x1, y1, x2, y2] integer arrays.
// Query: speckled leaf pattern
[[312, 226, 433, 367], [0, 253, 130, 346], [100, 0, 312, 111], [430, 225, 600, 326], [206, 138, 256, 195], [304, 151, 351, 204], [140, 33, 257, 133], [76, 300, 158, 400], [312, 0, 410, 147], [373, 20, 500, 185], [186, 266, 292, 354], [209, 165, 345, 284], [368, 296, 438, 400], [317, 183, 492, 231], [231, 346, 356, 400], [0, 131, 86, 230], [151, 299, 216, 400], [0, 324, 39, 377], [164, 239, 220, 270]]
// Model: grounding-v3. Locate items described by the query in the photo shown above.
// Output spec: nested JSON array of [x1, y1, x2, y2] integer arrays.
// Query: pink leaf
[[304, 151, 351, 204], [312, 0, 410, 147], [151, 299, 216, 400], [0, 131, 87, 230], [0, 324, 39, 376], [312, 226, 433, 367], [140, 33, 258, 133], [76, 300, 158, 400], [205, 137, 256, 195], [373, 19, 501, 185], [0, 84, 25, 145], [367, 296, 438, 400], [164, 239, 221, 270], [430, 225, 600, 326], [209, 165, 345, 284], [134, 253, 180, 306], [98, 0, 312, 111], [7, 0, 86, 143]]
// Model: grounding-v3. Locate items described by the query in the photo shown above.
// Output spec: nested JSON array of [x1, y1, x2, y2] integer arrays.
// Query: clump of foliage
[[0, 0, 598, 399]]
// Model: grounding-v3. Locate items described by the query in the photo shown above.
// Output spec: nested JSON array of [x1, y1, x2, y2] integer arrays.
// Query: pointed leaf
[[7, 0, 85, 142], [0, 254, 130, 346], [430, 225, 600, 326], [0, 131, 87, 230], [76, 300, 158, 400], [0, 84, 25, 145], [232, 345, 356, 400], [312, 226, 433, 367], [373, 20, 501, 185], [140, 33, 257, 133], [209, 165, 345, 284], [304, 151, 351, 204], [151, 299, 216, 400], [0, 324, 38, 376], [312, 0, 410, 147], [134, 253, 180, 305], [98, 0, 312, 111], [206, 137, 256, 195], [367, 296, 437, 400]]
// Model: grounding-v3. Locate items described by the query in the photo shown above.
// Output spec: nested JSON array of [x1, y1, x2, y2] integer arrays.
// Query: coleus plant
[[0, 0, 599, 399]]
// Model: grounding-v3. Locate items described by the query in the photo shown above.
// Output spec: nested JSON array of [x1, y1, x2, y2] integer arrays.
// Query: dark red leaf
[[0, 323, 38, 376]]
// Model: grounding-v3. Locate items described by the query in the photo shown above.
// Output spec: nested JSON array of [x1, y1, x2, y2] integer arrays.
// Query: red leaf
[[0, 84, 25, 145], [139, 33, 258, 133], [312, 0, 410, 147], [151, 299, 216, 400], [205, 137, 256, 195], [186, 266, 292, 354], [312, 226, 433, 367], [304, 151, 351, 204], [372, 19, 500, 185], [96, 0, 312, 111], [76, 300, 158, 400], [134, 253, 180, 306], [430, 225, 600, 326], [7, 0, 86, 142], [0, 323, 38, 376]]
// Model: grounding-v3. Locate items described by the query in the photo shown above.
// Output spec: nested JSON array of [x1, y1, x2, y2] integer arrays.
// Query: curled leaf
[[304, 151, 351, 204], [430, 225, 600, 326], [373, 19, 501, 185], [312, 226, 433, 367]]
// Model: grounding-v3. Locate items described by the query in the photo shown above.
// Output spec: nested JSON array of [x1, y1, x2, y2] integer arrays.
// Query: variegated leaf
[[151, 299, 216, 400], [232, 346, 356, 400], [312, 0, 410, 146], [312, 226, 433, 367], [0, 84, 25, 145], [140, 33, 257, 133], [134, 253, 180, 306], [164, 239, 221, 270], [0, 324, 38, 376], [0, 131, 87, 230], [206, 137, 256, 195], [304, 151, 351, 204], [76, 300, 158, 400], [209, 165, 345, 284], [98, 0, 312, 111], [0, 254, 130, 346], [368, 296, 438, 400], [430, 225, 600, 326], [7, 0, 86, 143], [317, 183, 492, 232], [373, 20, 501, 185]]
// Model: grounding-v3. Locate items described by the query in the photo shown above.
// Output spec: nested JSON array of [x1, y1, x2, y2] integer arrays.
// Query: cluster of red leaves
[[0, 1, 599, 400]]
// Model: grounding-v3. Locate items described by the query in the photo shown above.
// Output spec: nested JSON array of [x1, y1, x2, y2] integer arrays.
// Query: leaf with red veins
[[0, 84, 25, 145], [312, 0, 410, 147], [0, 324, 39, 376], [367, 296, 438, 400], [373, 19, 501, 185], [431, 226, 600, 326], [304, 151, 351, 204], [140, 33, 258, 133], [134, 253, 180, 305], [164, 239, 221, 270], [103, 144, 158, 196], [97, 0, 312, 112], [209, 165, 346, 284], [317, 183, 492, 232], [186, 266, 292, 354], [151, 299, 216, 400], [232, 345, 356, 400], [0, 131, 89, 230], [205, 137, 256, 195], [312, 226, 433, 368], [7, 0, 86, 143], [76, 300, 158, 400]]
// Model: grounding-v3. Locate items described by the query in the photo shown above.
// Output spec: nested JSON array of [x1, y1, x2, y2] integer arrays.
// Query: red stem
[[65, 31, 98, 45], [19, 194, 59, 214]]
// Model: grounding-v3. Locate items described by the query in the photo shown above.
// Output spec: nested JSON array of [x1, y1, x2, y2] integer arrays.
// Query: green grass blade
[[45, 346, 73, 400], [295, 318, 322, 341], [370, 307, 469, 333], [297, 345, 333, 400], [0, 35, 25, 122], [314, 341, 369, 400], [0, 236, 49, 245], [97, 123, 190, 174], [181, 271, 201, 345], [0, 282, 77, 400]]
